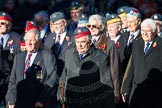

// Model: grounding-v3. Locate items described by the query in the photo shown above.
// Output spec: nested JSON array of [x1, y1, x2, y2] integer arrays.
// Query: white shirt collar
[[111, 35, 121, 43], [40, 25, 48, 39], [130, 29, 140, 39], [55, 31, 67, 45]]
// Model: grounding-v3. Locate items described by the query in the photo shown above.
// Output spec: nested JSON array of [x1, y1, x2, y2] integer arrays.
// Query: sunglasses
[[0, 22, 6, 26], [87, 24, 99, 29]]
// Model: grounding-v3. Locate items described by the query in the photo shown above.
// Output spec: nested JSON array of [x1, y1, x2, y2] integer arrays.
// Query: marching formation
[[0, 0, 162, 108]]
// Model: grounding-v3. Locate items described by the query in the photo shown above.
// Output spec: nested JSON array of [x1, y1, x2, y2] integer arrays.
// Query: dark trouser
[[0, 83, 7, 106]]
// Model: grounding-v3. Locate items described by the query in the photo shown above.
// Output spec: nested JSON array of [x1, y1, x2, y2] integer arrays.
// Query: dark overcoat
[[60, 46, 115, 108], [6, 50, 58, 108], [121, 36, 162, 108]]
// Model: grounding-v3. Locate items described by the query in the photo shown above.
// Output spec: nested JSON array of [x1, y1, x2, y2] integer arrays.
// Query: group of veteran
[[0, 1, 162, 108]]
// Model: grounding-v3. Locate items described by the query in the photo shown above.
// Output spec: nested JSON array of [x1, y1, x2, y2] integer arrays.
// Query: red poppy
[[20, 41, 26, 46], [100, 44, 106, 50], [116, 42, 120, 48], [153, 42, 157, 48], [66, 36, 70, 41]]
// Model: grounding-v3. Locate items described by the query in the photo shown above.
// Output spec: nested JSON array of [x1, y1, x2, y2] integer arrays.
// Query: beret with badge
[[105, 14, 121, 25], [117, 6, 129, 18], [126, 7, 141, 18], [50, 12, 65, 23], [78, 13, 89, 24], [74, 27, 91, 39], [69, 1, 82, 10], [150, 14, 162, 21], [0, 11, 12, 22]]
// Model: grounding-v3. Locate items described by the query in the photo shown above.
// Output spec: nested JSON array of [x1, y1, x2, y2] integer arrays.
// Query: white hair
[[141, 18, 157, 32], [24, 29, 40, 41], [89, 14, 105, 30]]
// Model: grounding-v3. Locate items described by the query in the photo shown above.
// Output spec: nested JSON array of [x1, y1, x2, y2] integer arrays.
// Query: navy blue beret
[[105, 14, 121, 25], [78, 13, 89, 24], [150, 14, 162, 21], [117, 6, 129, 18], [50, 12, 65, 22], [74, 27, 91, 38], [0, 11, 12, 21], [70, 1, 82, 10]]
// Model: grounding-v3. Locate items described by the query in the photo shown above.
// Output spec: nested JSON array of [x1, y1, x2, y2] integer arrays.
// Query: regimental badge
[[154, 15, 158, 20], [105, 13, 110, 18], [2, 12, 5, 16], [130, 10, 134, 15], [77, 29, 82, 33], [52, 14, 56, 19], [120, 8, 124, 12]]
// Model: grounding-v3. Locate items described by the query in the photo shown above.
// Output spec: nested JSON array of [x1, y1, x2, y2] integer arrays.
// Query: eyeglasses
[[87, 24, 98, 29], [0, 22, 6, 26]]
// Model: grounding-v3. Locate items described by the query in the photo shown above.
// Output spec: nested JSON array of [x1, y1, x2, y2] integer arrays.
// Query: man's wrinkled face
[[87, 19, 101, 36], [25, 32, 38, 53], [70, 9, 81, 22], [50, 19, 66, 34], [0, 20, 8, 34], [127, 16, 140, 32], [107, 23, 121, 39], [141, 25, 155, 42], [75, 36, 91, 54]]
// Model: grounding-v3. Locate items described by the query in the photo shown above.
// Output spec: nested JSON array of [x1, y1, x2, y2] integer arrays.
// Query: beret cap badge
[[120, 8, 124, 12], [52, 14, 56, 18], [77, 29, 82, 33], [2, 12, 5, 16], [154, 15, 158, 19]]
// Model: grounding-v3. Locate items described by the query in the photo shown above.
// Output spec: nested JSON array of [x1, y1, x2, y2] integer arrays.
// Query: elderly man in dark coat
[[121, 19, 162, 108], [6, 30, 59, 108], [59, 27, 115, 108]]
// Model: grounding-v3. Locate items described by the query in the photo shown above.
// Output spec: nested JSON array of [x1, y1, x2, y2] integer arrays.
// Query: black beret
[[150, 14, 162, 21], [70, 1, 82, 10], [78, 13, 89, 24]]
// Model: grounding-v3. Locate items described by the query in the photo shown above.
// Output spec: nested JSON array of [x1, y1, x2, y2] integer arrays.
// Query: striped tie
[[55, 35, 61, 55], [24, 53, 32, 79], [144, 42, 150, 54]]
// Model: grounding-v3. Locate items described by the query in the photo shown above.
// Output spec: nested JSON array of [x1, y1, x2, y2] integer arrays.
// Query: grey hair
[[24, 29, 40, 41], [89, 14, 104, 25], [34, 11, 49, 21], [127, 12, 142, 21], [114, 22, 122, 27], [141, 18, 157, 32], [89, 14, 105, 30]]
